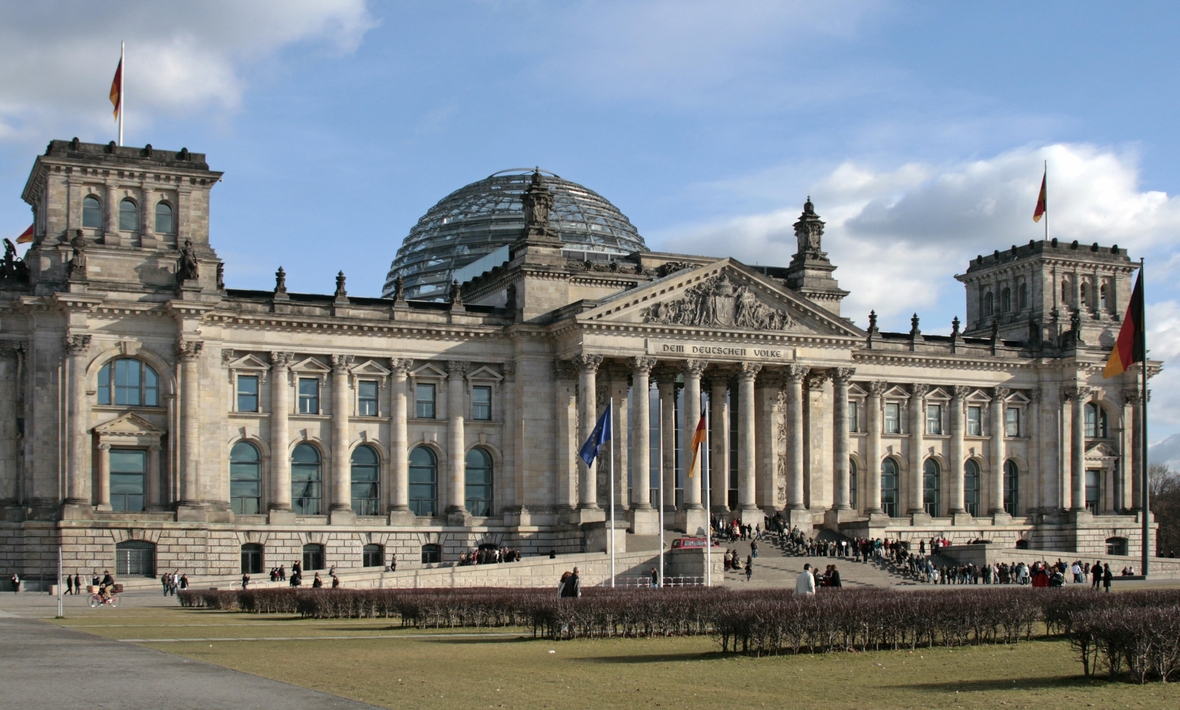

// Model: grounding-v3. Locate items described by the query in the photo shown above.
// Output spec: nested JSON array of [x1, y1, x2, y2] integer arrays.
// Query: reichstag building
[[0, 139, 1154, 580]]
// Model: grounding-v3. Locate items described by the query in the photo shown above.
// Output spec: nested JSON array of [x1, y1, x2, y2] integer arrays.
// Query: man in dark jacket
[[560, 567, 581, 598]]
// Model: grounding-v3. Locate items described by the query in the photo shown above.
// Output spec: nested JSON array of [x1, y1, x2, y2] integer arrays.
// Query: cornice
[[557, 319, 858, 350], [207, 312, 508, 342], [852, 351, 1036, 372]]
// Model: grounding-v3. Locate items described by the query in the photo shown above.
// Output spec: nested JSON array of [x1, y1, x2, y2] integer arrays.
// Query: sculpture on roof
[[793, 197, 828, 263], [176, 239, 199, 283]]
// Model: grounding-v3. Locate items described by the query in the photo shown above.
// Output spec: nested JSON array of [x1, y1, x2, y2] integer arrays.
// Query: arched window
[[923, 459, 940, 517], [465, 447, 493, 517], [292, 444, 322, 515], [1018, 282, 1028, 311], [116, 540, 155, 577], [230, 442, 262, 515], [881, 458, 899, 518], [241, 543, 264, 574], [1099, 284, 1108, 311], [350, 445, 380, 516], [1084, 403, 1108, 438], [1105, 537, 1128, 556], [1003, 460, 1019, 515], [82, 195, 103, 228], [983, 292, 994, 317], [848, 459, 858, 510], [97, 359, 159, 407], [409, 446, 437, 517], [421, 543, 442, 564], [155, 201, 174, 234], [363, 543, 384, 568], [302, 543, 325, 571], [118, 198, 138, 231], [963, 460, 981, 517], [1061, 279, 1071, 305], [1000, 287, 1011, 313]]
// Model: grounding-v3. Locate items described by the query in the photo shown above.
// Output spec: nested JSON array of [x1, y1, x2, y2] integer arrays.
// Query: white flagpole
[[609, 398, 616, 588], [658, 397, 665, 588], [704, 405, 711, 588], [118, 41, 124, 147], [56, 545, 63, 618]]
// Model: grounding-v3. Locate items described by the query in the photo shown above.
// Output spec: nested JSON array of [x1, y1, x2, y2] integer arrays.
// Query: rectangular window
[[237, 375, 259, 413], [1005, 407, 1020, 437], [298, 378, 319, 414], [416, 383, 436, 419], [884, 403, 900, 434], [1085, 469, 1102, 514], [358, 380, 379, 417], [967, 406, 982, 436], [109, 449, 147, 512], [471, 385, 491, 421], [848, 401, 859, 433], [926, 404, 943, 435]]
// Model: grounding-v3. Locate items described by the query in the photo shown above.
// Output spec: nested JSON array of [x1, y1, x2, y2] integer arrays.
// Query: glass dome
[[383, 169, 647, 300]]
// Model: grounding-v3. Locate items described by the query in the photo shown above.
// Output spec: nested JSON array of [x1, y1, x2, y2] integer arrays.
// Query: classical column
[[64, 334, 92, 506], [656, 372, 677, 513], [866, 381, 886, 514], [785, 364, 808, 511], [737, 363, 760, 515], [574, 354, 603, 511], [609, 368, 630, 513], [831, 368, 855, 511], [147, 444, 161, 511], [908, 383, 929, 515], [1125, 389, 1143, 513], [330, 354, 354, 518], [948, 386, 966, 514], [389, 359, 412, 514], [1028, 389, 1043, 511], [446, 360, 469, 515], [96, 443, 111, 509], [708, 373, 729, 514], [1068, 385, 1089, 511], [990, 386, 1010, 514], [630, 358, 655, 511], [553, 361, 579, 512], [176, 339, 204, 508], [682, 360, 707, 511], [269, 352, 293, 512]]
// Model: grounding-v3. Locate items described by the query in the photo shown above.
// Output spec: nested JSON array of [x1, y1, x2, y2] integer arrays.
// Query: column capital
[[98, 443, 111, 451], [63, 333, 91, 354], [391, 358, 413, 375], [148, 444, 161, 453], [631, 356, 656, 375], [501, 361, 516, 378], [911, 382, 930, 399], [832, 367, 856, 385], [269, 351, 293, 369], [867, 380, 888, 396], [1123, 389, 1142, 406], [1029, 388, 1043, 405], [951, 384, 968, 400], [572, 353, 603, 374], [175, 339, 204, 362], [447, 360, 470, 377], [1063, 384, 1091, 401], [684, 359, 708, 378], [785, 363, 808, 382], [739, 361, 763, 380], [331, 354, 355, 373], [807, 371, 830, 391], [993, 385, 1010, 401]]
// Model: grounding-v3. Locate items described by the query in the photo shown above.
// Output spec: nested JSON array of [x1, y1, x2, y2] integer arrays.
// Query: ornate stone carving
[[739, 361, 763, 380], [793, 197, 828, 263], [269, 351, 293, 369], [553, 360, 578, 380], [951, 385, 968, 400], [216, 263, 225, 291], [334, 271, 347, 300], [1063, 385, 1091, 401], [390, 358, 413, 375], [867, 380, 888, 396], [807, 371, 830, 391], [571, 354, 603, 374], [274, 267, 287, 296], [447, 360, 470, 377], [632, 357, 656, 375], [448, 280, 463, 309], [994, 386, 1011, 401], [654, 261, 694, 278], [642, 272, 793, 331], [785, 364, 809, 382], [67, 230, 87, 280], [684, 359, 708, 377], [331, 354, 354, 373], [63, 333, 91, 354], [833, 367, 856, 384], [1123, 389, 1142, 406], [911, 383, 930, 399], [176, 239, 199, 283], [1, 238, 30, 285], [221, 349, 236, 365], [175, 340, 204, 361], [391, 275, 405, 303]]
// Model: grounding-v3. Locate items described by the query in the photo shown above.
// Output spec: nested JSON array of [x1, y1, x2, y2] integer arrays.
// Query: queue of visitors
[[458, 546, 522, 565]]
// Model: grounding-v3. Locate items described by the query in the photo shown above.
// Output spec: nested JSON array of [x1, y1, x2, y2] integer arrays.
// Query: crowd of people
[[458, 547, 522, 565], [159, 571, 189, 596]]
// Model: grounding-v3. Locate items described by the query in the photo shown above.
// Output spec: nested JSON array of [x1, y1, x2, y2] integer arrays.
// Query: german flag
[[687, 414, 706, 478], [1033, 170, 1047, 223], [1103, 270, 1145, 378], [110, 57, 122, 120], [15, 224, 34, 244]]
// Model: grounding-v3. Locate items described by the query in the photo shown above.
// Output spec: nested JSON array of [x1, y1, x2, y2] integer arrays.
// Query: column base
[[629, 506, 661, 535], [991, 510, 1013, 525], [446, 508, 472, 526], [736, 506, 763, 527], [268, 508, 296, 525], [95, 503, 113, 512], [60, 502, 94, 520], [330, 508, 357, 525], [568, 507, 606, 525], [952, 512, 975, 526], [582, 518, 629, 555], [823, 507, 860, 530], [786, 508, 814, 529], [676, 507, 709, 537], [1068, 508, 1094, 523], [387, 507, 415, 525], [176, 503, 207, 522], [909, 512, 933, 526]]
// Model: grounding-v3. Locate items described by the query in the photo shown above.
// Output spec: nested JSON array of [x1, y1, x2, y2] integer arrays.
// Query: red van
[[671, 537, 720, 549]]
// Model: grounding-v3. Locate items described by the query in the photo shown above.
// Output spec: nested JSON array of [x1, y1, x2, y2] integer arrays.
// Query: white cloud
[[0, 1, 376, 143]]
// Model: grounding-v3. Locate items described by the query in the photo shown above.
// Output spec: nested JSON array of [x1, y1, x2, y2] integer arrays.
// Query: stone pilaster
[[784, 365, 808, 520], [389, 359, 412, 519], [96, 443, 111, 510], [736, 363, 760, 523], [990, 386, 1010, 517], [268, 352, 294, 521], [908, 383, 929, 516], [446, 360, 470, 523], [866, 381, 886, 515], [629, 358, 658, 534], [176, 339, 205, 519], [329, 354, 355, 524], [63, 334, 92, 508]]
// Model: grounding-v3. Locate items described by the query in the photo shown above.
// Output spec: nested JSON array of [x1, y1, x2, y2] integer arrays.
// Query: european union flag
[[578, 404, 612, 467]]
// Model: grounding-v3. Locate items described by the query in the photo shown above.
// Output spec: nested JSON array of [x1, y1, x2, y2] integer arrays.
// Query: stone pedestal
[[387, 509, 416, 526], [991, 511, 1013, 525], [787, 508, 814, 529], [910, 511, 933, 526], [330, 509, 357, 526], [60, 503, 94, 521], [629, 506, 660, 535], [676, 507, 709, 537], [583, 519, 628, 555], [268, 509, 296, 525], [175, 504, 207, 522], [823, 507, 860, 531], [446, 509, 473, 527], [568, 506, 606, 526], [953, 512, 975, 526], [736, 506, 763, 527]]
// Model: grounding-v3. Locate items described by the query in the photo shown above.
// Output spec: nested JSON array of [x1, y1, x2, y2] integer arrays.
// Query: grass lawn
[[57, 608, 1180, 709]]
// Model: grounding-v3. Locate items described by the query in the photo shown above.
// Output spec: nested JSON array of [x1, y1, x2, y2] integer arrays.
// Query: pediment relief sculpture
[[641, 273, 794, 331]]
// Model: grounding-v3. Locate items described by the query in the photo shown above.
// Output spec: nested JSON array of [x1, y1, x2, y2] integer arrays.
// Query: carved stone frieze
[[641, 272, 793, 331]]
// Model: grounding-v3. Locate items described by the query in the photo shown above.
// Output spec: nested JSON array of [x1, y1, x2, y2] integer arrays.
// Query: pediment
[[466, 365, 503, 382], [350, 359, 391, 378], [227, 353, 270, 372], [1085, 442, 1118, 460], [94, 412, 164, 436], [925, 387, 951, 401], [1006, 390, 1031, 405], [965, 389, 993, 403], [882, 385, 911, 400], [848, 383, 868, 397], [411, 363, 448, 380], [291, 356, 331, 374], [578, 259, 863, 338]]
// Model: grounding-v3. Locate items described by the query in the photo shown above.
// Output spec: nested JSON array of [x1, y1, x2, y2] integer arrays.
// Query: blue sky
[[2, 0, 1180, 459]]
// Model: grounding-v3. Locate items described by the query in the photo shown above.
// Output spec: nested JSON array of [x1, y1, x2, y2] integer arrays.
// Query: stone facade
[[0, 140, 1158, 582]]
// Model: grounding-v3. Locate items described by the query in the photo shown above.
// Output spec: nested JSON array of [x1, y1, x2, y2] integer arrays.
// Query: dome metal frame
[[383, 169, 646, 300]]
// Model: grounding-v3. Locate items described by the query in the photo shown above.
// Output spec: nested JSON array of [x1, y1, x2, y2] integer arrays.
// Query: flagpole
[[609, 397, 616, 588], [704, 404, 711, 588], [118, 41, 124, 147], [658, 397, 665, 588], [1140, 257, 1150, 577]]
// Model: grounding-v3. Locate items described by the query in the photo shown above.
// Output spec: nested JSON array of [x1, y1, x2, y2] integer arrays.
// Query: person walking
[[745, 557, 753, 582], [1091, 561, 1103, 590], [65, 574, 74, 596], [1102, 563, 1113, 593], [10, 573, 18, 593], [73, 574, 81, 595], [242, 573, 250, 590], [829, 564, 843, 588], [650, 567, 659, 588], [560, 567, 581, 598], [795, 563, 816, 595], [312, 572, 323, 588]]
